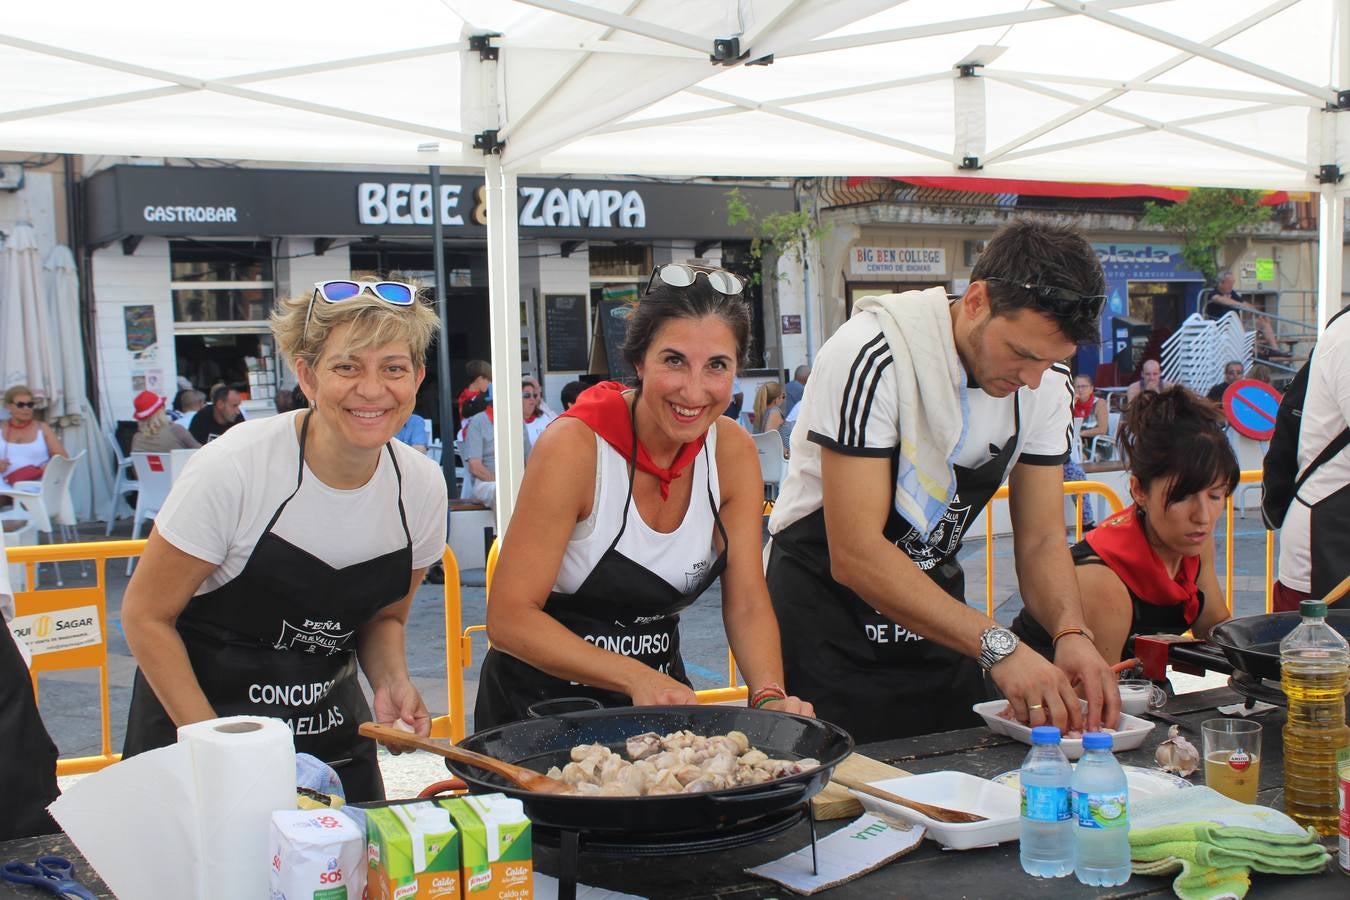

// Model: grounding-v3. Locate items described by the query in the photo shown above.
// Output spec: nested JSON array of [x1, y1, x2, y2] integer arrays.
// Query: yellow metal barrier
[[9, 539, 146, 775], [429, 545, 463, 740], [1225, 471, 1276, 614]]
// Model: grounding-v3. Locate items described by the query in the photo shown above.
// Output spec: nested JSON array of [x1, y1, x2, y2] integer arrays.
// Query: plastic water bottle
[[1280, 599, 1350, 836], [1019, 725, 1073, 877], [1071, 732, 1131, 886]]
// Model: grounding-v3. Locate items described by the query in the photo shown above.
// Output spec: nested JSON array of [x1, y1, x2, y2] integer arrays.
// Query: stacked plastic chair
[[1161, 312, 1254, 394]]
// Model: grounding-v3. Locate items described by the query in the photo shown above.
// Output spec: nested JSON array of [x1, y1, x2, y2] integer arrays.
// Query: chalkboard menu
[[544, 294, 588, 371], [596, 298, 637, 382]]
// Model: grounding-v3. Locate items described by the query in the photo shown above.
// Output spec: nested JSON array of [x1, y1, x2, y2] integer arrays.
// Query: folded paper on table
[[745, 814, 923, 895], [49, 715, 296, 900]]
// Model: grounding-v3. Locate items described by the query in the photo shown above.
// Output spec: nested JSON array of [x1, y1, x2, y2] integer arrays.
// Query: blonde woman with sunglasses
[[0, 385, 66, 486], [121, 280, 447, 803]]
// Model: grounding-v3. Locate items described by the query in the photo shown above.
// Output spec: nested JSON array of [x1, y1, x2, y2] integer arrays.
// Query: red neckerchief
[[485, 405, 494, 424], [562, 381, 706, 500], [1085, 505, 1201, 622], [1072, 396, 1094, 419]]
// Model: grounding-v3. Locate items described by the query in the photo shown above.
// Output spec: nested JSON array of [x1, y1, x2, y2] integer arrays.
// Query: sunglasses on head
[[11, 400, 35, 409], [645, 264, 744, 297], [305, 280, 417, 338], [982, 276, 1106, 322]]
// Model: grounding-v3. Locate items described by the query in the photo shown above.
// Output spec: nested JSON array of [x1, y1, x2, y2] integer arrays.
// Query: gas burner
[[1229, 671, 1287, 707], [536, 802, 817, 900]]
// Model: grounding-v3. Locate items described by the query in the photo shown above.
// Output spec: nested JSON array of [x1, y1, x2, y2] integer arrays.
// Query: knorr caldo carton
[[364, 802, 460, 900], [442, 794, 532, 899]]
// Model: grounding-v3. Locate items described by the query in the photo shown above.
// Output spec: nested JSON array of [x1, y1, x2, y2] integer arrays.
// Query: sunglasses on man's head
[[982, 276, 1106, 322], [10, 400, 35, 409], [305, 280, 417, 338], [645, 264, 745, 297]]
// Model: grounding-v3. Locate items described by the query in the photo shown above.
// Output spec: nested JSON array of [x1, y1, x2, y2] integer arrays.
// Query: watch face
[[986, 628, 1017, 655]]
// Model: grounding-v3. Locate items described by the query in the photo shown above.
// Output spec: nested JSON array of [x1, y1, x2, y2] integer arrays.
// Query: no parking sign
[[1222, 379, 1283, 440]]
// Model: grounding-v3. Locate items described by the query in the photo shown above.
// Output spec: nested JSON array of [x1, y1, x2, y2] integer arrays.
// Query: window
[[589, 244, 649, 278], [170, 241, 274, 328]]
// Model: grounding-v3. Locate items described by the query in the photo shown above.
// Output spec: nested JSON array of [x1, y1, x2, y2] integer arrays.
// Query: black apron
[[769, 398, 1023, 744], [0, 632, 61, 840], [1304, 483, 1350, 599], [475, 433, 728, 731], [123, 412, 413, 802]]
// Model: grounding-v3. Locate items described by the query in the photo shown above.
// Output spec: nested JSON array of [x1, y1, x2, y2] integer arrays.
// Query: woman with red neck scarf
[[1012, 387, 1238, 663], [475, 266, 812, 729], [0, 385, 67, 486]]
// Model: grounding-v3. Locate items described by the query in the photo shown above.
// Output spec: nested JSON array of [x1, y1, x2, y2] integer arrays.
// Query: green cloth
[[1131, 855, 1249, 900]]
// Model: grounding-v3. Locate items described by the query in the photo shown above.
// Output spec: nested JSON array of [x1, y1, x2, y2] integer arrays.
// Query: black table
[[3, 687, 1344, 899]]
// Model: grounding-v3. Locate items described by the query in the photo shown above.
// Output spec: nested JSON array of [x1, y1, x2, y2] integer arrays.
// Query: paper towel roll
[[51, 715, 296, 900], [179, 716, 296, 900]]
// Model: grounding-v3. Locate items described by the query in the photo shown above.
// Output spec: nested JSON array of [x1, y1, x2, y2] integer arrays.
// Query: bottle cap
[[1030, 726, 1061, 745], [1299, 599, 1327, 618], [1082, 732, 1113, 750]]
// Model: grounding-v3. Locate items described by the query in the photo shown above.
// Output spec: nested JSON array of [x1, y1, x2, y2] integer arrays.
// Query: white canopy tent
[[3, 0, 1348, 527]]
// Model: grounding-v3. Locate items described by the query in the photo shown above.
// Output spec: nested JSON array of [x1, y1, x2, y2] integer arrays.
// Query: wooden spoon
[[831, 773, 987, 824], [358, 723, 571, 795], [1324, 572, 1350, 606]]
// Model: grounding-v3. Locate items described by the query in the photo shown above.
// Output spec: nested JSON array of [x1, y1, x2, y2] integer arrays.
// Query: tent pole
[[1317, 187, 1343, 332], [429, 165, 456, 484], [486, 157, 524, 533]]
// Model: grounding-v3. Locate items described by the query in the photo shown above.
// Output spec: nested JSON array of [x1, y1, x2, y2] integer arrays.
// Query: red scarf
[[1072, 395, 1095, 420], [1085, 505, 1201, 623], [562, 381, 706, 500]]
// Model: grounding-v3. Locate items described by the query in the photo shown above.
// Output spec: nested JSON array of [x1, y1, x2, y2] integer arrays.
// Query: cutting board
[[812, 753, 914, 820]]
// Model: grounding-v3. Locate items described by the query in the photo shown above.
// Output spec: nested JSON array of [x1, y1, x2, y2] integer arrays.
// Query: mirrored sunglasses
[[305, 280, 417, 338], [983, 276, 1106, 321], [645, 264, 744, 297]]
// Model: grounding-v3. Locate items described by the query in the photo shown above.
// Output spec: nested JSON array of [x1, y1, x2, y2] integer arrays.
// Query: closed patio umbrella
[[45, 246, 113, 522], [0, 223, 59, 408]]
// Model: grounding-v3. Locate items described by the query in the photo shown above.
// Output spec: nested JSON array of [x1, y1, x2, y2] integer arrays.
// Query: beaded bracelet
[[750, 683, 787, 708]]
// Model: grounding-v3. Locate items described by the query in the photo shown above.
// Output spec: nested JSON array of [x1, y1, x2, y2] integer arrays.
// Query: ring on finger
[[1028, 703, 1044, 710]]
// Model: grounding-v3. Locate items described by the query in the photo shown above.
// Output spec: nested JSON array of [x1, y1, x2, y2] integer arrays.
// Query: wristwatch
[[978, 626, 1020, 671]]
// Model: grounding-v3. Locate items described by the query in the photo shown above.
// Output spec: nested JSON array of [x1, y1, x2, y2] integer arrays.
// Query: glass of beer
[[1202, 718, 1262, 803]]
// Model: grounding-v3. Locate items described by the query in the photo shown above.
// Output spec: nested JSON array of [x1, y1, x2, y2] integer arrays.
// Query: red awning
[[846, 176, 1289, 206]]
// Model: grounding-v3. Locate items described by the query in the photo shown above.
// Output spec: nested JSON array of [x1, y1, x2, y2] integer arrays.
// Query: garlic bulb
[[1154, 725, 1200, 776]]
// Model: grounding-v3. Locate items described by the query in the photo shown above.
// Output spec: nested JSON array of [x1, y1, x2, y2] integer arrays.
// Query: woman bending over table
[[475, 265, 812, 729], [1013, 386, 1236, 663], [121, 279, 448, 802]]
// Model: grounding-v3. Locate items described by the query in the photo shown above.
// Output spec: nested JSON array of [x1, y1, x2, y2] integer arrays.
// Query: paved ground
[[33, 511, 1267, 798]]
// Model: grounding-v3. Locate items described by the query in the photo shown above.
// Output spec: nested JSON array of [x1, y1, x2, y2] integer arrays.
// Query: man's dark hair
[[560, 380, 586, 410], [970, 219, 1105, 344], [211, 385, 234, 405], [465, 359, 492, 381], [621, 278, 751, 376], [1118, 386, 1239, 506]]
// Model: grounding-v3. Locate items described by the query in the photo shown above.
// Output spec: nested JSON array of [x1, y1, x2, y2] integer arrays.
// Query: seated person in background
[[522, 376, 555, 449], [130, 391, 201, 453], [1065, 372, 1108, 527], [475, 265, 811, 728], [0, 542, 61, 840], [188, 385, 244, 444], [1204, 271, 1290, 360], [1206, 360, 1244, 403], [462, 401, 497, 508], [1248, 363, 1272, 384], [1012, 387, 1236, 663], [170, 389, 205, 425], [0, 385, 67, 485], [752, 382, 786, 434], [395, 411, 429, 453], [1124, 358, 1168, 404], [560, 380, 586, 411], [457, 359, 492, 421]]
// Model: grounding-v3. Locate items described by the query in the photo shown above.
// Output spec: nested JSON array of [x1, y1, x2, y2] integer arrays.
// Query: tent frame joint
[[960, 156, 982, 171], [711, 37, 748, 65], [468, 33, 500, 62], [957, 64, 981, 78], [474, 130, 505, 154], [1329, 89, 1350, 110], [1319, 164, 1343, 185]]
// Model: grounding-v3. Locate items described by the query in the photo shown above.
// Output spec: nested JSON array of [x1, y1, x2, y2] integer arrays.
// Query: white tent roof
[[3, 0, 1348, 192], [6, 0, 1348, 525]]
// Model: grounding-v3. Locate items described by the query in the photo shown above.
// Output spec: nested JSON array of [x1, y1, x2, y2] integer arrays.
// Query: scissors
[[1, 856, 98, 900]]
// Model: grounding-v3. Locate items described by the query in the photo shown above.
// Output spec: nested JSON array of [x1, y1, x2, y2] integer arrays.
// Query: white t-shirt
[[1278, 312, 1350, 593], [156, 411, 448, 596], [769, 310, 1072, 534]]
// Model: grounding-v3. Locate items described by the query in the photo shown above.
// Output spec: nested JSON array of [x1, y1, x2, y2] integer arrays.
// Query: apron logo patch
[[894, 503, 973, 570], [684, 559, 709, 592], [274, 619, 354, 655]]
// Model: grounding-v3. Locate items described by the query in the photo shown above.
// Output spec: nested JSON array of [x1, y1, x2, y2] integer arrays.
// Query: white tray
[[992, 765, 1193, 802], [848, 771, 1020, 850], [971, 700, 1156, 761]]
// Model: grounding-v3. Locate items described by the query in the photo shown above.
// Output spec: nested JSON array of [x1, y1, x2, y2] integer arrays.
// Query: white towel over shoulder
[[852, 287, 968, 542]]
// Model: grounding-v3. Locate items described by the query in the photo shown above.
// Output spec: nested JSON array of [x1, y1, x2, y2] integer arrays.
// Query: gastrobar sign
[[850, 246, 947, 276], [357, 182, 646, 229]]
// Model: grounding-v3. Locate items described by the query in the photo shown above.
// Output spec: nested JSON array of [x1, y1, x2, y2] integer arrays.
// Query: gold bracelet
[[1052, 626, 1095, 647]]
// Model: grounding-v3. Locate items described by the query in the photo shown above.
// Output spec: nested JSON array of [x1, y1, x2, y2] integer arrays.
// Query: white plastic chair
[[104, 428, 138, 535], [2, 509, 39, 591], [127, 452, 176, 575], [0, 451, 86, 586], [169, 448, 198, 481], [753, 430, 787, 501], [1090, 412, 1121, 462]]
